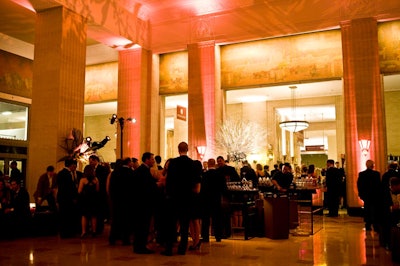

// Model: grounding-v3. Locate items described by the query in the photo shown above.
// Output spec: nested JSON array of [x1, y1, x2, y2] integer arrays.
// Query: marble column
[[118, 48, 153, 159], [27, 7, 87, 198], [187, 41, 216, 160], [341, 18, 387, 209]]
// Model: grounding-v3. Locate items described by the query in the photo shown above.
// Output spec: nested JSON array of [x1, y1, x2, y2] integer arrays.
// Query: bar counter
[[226, 184, 324, 239]]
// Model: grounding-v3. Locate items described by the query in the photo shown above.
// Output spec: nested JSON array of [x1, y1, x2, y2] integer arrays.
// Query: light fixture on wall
[[279, 86, 309, 132], [196, 145, 207, 160], [359, 139, 371, 156]]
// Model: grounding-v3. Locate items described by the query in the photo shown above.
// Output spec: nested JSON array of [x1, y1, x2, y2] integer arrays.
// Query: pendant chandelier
[[279, 86, 309, 132]]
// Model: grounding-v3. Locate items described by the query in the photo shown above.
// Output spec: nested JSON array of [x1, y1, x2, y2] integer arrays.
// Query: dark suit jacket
[[56, 168, 78, 204], [326, 167, 343, 195], [9, 187, 30, 219], [217, 165, 240, 182], [132, 164, 158, 211], [201, 168, 227, 206], [166, 155, 195, 208], [109, 165, 135, 207], [357, 168, 381, 203]]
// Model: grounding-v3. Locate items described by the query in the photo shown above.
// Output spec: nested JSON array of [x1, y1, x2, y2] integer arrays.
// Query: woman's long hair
[[84, 165, 95, 182]]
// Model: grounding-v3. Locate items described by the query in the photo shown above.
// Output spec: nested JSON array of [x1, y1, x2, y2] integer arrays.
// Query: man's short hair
[[122, 157, 132, 166], [142, 152, 154, 162], [46, 165, 55, 172], [178, 142, 188, 153], [155, 155, 162, 164], [132, 157, 138, 163], [89, 155, 100, 162], [65, 158, 77, 167], [208, 158, 216, 167], [327, 159, 335, 165], [283, 162, 292, 169], [389, 162, 398, 170], [217, 156, 224, 161]]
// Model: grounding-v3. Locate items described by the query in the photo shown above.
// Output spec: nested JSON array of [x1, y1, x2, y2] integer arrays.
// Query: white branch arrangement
[[215, 117, 267, 163]]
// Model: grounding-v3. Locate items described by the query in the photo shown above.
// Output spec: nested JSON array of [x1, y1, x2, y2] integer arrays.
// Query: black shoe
[[122, 241, 131, 246], [202, 238, 209, 243], [177, 245, 187, 255], [134, 248, 155, 254], [177, 250, 186, 255], [161, 250, 172, 256]]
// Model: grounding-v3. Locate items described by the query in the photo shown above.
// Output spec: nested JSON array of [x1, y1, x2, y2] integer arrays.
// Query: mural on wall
[[379, 21, 400, 74], [220, 30, 343, 88], [159, 51, 188, 95], [0, 50, 32, 98], [85, 62, 118, 103]]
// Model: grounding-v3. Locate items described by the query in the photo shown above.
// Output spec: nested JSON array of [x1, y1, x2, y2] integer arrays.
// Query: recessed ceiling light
[[1, 111, 12, 116]]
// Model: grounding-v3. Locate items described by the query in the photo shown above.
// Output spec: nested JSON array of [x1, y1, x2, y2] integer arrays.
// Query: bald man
[[357, 160, 382, 231]]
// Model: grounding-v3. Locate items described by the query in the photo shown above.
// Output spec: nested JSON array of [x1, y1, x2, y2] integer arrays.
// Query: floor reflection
[[0, 212, 398, 266]]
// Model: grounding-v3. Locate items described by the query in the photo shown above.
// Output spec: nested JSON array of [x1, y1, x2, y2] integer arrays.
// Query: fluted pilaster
[[27, 7, 86, 198], [188, 41, 216, 160], [118, 48, 153, 159]]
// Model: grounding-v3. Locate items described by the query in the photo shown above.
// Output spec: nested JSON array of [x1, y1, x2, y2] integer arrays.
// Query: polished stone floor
[[0, 211, 399, 266]]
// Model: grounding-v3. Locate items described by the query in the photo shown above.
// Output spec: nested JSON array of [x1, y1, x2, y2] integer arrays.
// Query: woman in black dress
[[78, 165, 100, 238]]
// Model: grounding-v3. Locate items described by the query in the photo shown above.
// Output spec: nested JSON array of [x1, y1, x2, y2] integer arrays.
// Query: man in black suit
[[216, 156, 240, 238], [56, 159, 79, 238], [216, 156, 240, 182], [357, 159, 382, 231], [89, 155, 110, 233], [108, 157, 134, 245], [270, 164, 280, 177], [201, 158, 227, 242], [132, 152, 158, 254], [325, 159, 343, 217], [162, 142, 195, 256]]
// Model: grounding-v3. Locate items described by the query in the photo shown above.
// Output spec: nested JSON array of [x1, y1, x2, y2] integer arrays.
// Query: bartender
[[271, 163, 293, 192]]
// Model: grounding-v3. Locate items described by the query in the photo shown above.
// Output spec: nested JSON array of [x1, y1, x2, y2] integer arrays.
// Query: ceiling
[[1, 1, 400, 145]]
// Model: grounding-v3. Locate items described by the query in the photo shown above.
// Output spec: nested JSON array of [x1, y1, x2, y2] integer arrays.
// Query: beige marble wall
[[385, 90, 400, 155]]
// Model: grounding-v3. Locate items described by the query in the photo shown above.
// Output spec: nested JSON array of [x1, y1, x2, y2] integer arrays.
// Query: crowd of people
[[1, 148, 400, 256]]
